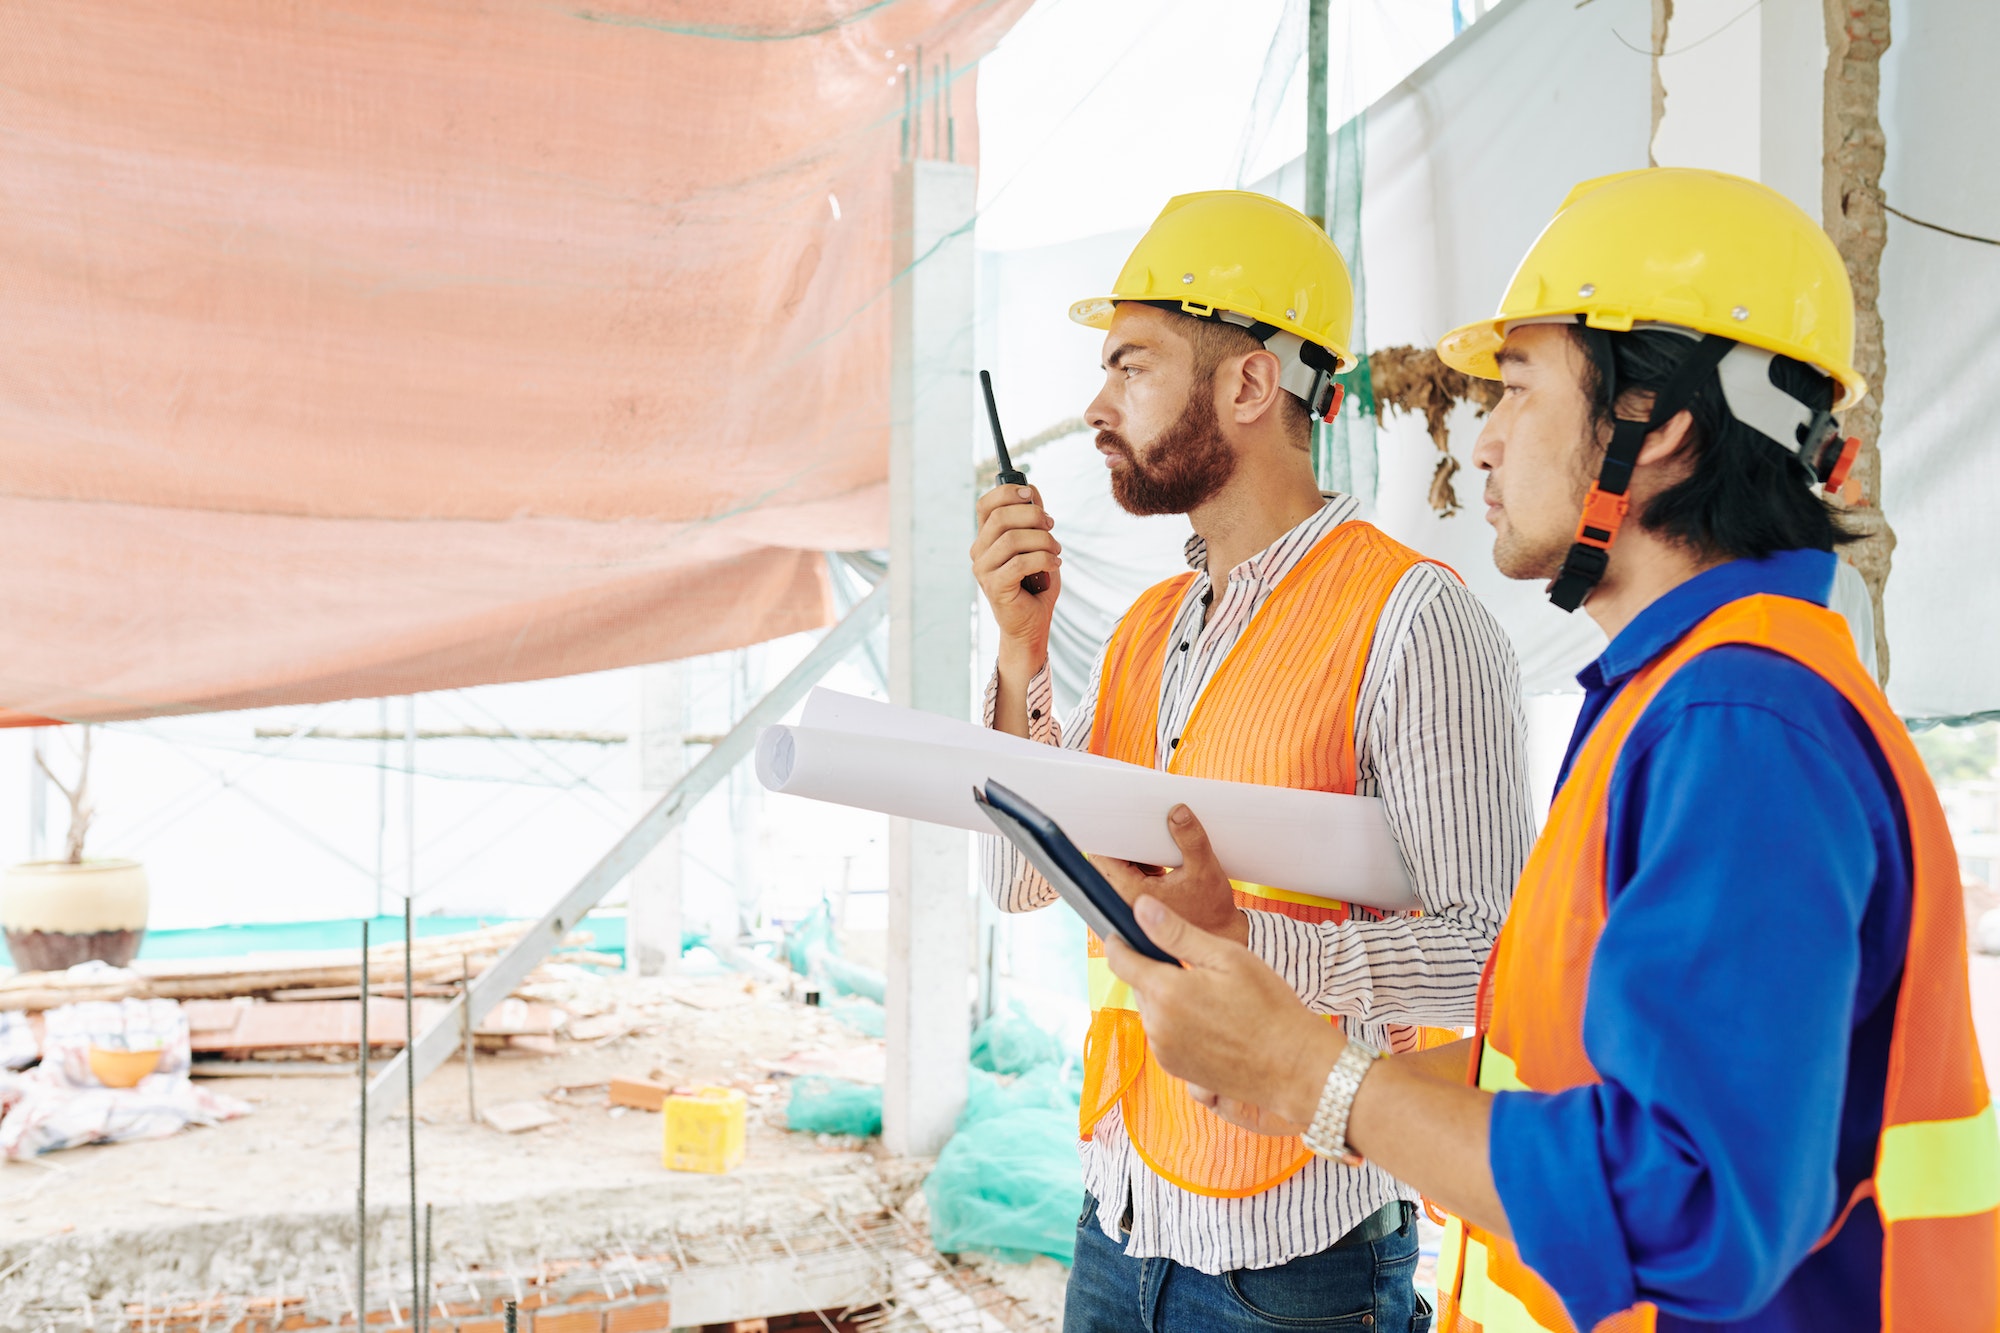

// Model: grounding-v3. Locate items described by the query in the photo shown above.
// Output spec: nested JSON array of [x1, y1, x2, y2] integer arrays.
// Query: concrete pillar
[[884, 157, 976, 1158], [629, 662, 687, 979], [1819, 0, 1895, 680], [1651, 0, 1894, 676], [1651, 0, 1825, 198]]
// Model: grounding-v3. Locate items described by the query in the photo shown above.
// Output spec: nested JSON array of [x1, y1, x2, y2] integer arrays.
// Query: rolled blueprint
[[756, 689, 1418, 911]]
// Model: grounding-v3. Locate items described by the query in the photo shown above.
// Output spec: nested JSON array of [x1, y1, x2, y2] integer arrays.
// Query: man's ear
[[1230, 347, 1286, 427], [1637, 408, 1696, 468]]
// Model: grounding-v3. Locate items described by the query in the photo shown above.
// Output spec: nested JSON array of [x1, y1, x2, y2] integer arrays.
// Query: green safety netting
[[969, 1002, 1066, 1076], [777, 1003, 1085, 1264], [925, 1015, 1083, 1264], [783, 1076, 882, 1138], [925, 1087, 1082, 1263], [827, 996, 885, 1037]]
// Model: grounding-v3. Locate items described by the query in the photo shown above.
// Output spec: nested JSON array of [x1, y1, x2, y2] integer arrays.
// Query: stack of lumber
[[184, 995, 568, 1060], [0, 922, 587, 1012]]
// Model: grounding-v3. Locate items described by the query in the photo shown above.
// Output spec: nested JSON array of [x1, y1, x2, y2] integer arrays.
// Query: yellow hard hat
[[1069, 190, 1357, 372], [1438, 167, 1865, 409]]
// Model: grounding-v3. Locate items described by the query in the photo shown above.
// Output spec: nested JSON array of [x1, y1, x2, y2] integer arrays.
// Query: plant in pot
[[2, 727, 150, 972]]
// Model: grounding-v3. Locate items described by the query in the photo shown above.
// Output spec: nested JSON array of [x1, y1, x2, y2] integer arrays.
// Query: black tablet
[[972, 778, 1180, 966]]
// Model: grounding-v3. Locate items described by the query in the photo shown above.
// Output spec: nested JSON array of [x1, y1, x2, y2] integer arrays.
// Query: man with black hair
[[1096, 168, 1996, 1331]]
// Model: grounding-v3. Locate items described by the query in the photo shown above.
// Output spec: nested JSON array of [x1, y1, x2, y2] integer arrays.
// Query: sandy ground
[[3, 951, 1993, 1323], [0, 973, 886, 1244], [0, 971, 1061, 1330]]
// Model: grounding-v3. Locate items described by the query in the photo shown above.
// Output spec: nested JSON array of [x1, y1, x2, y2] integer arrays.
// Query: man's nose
[[1086, 385, 1117, 433], [1470, 414, 1503, 473]]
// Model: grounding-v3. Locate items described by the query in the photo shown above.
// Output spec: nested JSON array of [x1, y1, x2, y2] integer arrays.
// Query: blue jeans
[[1063, 1195, 1433, 1332]]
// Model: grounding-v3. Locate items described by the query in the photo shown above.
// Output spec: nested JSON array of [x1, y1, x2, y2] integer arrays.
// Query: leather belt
[[1332, 1200, 1414, 1249], [1111, 1198, 1410, 1249]]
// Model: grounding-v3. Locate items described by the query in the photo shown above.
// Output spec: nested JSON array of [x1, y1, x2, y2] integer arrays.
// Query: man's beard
[[1098, 384, 1237, 517]]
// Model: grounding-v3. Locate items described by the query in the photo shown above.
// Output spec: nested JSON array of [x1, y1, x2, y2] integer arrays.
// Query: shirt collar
[[1182, 492, 1357, 580], [1579, 547, 1839, 690]]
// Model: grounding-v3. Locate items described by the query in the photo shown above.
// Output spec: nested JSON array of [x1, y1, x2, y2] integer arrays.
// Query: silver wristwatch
[[1304, 1036, 1383, 1167]]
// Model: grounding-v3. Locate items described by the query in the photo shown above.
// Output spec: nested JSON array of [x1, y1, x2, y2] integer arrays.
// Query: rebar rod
[[422, 1201, 433, 1333], [405, 890, 419, 1333], [462, 954, 476, 1122], [357, 918, 369, 1329]]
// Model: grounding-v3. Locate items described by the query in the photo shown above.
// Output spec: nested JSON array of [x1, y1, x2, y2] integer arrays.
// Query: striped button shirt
[[980, 493, 1536, 1275]]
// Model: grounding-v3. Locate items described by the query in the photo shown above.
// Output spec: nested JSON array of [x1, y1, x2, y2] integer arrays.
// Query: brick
[[608, 1077, 670, 1112], [529, 1311, 602, 1333], [603, 1301, 673, 1333], [455, 1322, 507, 1333]]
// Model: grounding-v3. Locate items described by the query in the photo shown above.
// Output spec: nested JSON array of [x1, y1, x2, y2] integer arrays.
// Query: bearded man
[[968, 190, 1535, 1333]]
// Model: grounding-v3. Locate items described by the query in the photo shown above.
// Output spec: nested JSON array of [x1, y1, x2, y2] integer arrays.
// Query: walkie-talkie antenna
[[980, 370, 1049, 595]]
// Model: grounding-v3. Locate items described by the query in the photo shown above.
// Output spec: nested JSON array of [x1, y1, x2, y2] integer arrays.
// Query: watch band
[[1304, 1036, 1382, 1167]]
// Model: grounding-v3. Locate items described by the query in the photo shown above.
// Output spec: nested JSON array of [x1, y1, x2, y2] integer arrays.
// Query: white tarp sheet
[[1878, 0, 2000, 721]]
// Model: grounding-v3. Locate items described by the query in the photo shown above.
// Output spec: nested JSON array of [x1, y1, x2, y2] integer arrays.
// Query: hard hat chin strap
[[1547, 329, 1735, 614]]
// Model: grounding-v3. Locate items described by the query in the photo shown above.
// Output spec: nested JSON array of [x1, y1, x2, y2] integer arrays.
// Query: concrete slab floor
[[0, 974, 1066, 1330], [0, 974, 883, 1242]]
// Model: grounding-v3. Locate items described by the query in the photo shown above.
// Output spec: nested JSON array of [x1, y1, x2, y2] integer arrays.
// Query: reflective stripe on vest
[[1440, 1217, 1560, 1333], [1877, 1105, 2000, 1222], [1088, 876, 1356, 1013], [1441, 594, 1998, 1333], [1080, 519, 1444, 1197]]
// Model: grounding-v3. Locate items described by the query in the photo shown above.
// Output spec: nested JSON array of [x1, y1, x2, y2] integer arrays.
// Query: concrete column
[[629, 662, 687, 979], [1650, 0, 1894, 677], [885, 158, 976, 1158], [1651, 0, 1824, 198]]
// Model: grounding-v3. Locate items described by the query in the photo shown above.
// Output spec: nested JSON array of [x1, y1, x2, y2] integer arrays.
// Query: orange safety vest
[[1082, 519, 1458, 1198], [1438, 593, 2000, 1332]]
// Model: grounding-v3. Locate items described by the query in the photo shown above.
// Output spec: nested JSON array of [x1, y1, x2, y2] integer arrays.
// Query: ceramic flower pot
[[1, 858, 149, 972]]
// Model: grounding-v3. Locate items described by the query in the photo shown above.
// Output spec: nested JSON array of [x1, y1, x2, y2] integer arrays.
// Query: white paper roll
[[756, 690, 1417, 911]]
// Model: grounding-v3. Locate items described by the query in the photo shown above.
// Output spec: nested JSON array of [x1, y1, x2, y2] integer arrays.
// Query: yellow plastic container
[[663, 1086, 746, 1174]]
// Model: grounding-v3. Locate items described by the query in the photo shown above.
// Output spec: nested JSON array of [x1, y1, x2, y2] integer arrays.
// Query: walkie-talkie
[[980, 369, 1050, 595]]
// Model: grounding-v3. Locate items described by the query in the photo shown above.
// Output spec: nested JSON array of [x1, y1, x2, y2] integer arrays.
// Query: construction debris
[[483, 1099, 561, 1134], [0, 998, 248, 1158], [0, 921, 567, 1012], [0, 971, 1064, 1330], [611, 1076, 673, 1112]]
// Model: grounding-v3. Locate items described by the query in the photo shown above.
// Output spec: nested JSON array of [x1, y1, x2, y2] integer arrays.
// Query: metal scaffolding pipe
[[363, 578, 889, 1121]]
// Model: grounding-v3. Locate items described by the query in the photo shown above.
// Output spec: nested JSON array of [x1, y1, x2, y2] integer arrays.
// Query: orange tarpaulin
[[0, 0, 1024, 722]]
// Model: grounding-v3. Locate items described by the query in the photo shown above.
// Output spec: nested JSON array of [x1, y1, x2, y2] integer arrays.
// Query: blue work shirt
[[1489, 547, 1912, 1330]]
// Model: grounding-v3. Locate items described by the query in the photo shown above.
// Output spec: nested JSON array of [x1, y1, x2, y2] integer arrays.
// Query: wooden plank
[[186, 998, 446, 1053]]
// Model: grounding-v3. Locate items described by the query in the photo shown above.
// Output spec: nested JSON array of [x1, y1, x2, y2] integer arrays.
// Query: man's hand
[[1111, 906, 1514, 1240], [1186, 1087, 1311, 1138], [1103, 897, 1341, 1129], [971, 483, 1061, 660], [1092, 805, 1249, 945]]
